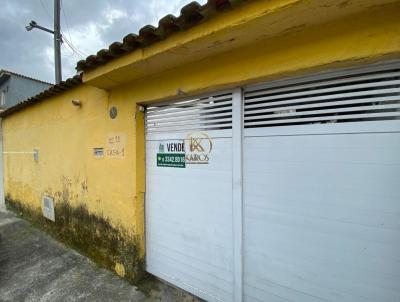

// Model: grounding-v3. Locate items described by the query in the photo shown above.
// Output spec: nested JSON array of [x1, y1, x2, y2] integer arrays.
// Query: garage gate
[[145, 61, 400, 302]]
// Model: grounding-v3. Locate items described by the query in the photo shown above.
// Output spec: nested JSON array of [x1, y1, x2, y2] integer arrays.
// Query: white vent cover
[[244, 62, 400, 128], [145, 92, 233, 134], [42, 196, 55, 221]]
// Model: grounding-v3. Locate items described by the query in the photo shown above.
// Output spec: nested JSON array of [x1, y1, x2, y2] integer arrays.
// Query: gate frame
[[232, 88, 244, 302]]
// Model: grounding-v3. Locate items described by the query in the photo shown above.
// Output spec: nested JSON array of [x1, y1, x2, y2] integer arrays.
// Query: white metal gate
[[242, 61, 400, 302], [145, 92, 237, 301], [145, 61, 400, 302]]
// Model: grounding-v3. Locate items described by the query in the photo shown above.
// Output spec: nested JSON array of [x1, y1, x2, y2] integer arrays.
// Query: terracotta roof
[[0, 74, 82, 118], [0, 69, 53, 86], [1, 0, 246, 118], [76, 0, 246, 72]]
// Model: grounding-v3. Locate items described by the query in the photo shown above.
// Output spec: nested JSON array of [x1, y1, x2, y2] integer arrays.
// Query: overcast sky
[[0, 0, 207, 84]]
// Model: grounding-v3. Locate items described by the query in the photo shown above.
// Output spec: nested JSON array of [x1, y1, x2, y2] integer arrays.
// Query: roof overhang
[[83, 0, 400, 90]]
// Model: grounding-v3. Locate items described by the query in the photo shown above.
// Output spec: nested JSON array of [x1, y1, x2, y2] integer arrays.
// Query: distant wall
[[0, 76, 51, 109], [8, 76, 51, 107]]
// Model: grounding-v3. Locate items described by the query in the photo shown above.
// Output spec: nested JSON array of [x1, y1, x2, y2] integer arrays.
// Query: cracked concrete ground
[[0, 210, 202, 302]]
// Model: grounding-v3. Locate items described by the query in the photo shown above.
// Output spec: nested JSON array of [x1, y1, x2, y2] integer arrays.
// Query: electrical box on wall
[[93, 147, 104, 158], [33, 149, 39, 162], [42, 196, 55, 221]]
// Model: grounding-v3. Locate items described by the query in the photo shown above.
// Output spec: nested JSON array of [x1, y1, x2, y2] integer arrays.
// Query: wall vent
[[145, 92, 233, 134], [42, 196, 55, 221], [244, 62, 400, 128]]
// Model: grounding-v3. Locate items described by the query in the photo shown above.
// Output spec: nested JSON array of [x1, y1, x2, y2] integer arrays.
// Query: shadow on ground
[[0, 211, 203, 302]]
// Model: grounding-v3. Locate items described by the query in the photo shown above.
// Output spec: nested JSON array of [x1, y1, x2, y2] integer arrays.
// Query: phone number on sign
[[162, 155, 185, 163]]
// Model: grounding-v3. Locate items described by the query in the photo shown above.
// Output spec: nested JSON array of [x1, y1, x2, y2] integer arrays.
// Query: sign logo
[[185, 132, 212, 164]]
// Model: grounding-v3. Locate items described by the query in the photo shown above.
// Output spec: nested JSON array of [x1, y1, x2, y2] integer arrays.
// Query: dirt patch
[[137, 275, 204, 302], [6, 197, 145, 284]]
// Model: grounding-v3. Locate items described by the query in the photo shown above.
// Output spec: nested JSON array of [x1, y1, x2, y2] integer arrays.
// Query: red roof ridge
[[76, 0, 246, 72]]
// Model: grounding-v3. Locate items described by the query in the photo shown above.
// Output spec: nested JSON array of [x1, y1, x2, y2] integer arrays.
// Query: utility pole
[[54, 0, 62, 84], [26, 0, 62, 84]]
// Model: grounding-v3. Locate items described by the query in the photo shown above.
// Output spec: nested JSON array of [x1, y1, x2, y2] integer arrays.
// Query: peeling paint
[[337, 1, 350, 9], [207, 38, 236, 49], [115, 262, 126, 278]]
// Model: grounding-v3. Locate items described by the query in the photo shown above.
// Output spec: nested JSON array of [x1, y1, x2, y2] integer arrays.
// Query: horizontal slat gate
[[146, 92, 233, 134], [145, 92, 235, 302], [244, 62, 400, 128], [243, 62, 400, 302]]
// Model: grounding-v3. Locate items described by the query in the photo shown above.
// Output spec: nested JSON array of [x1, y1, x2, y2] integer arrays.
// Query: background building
[[0, 70, 51, 210], [0, 70, 51, 110]]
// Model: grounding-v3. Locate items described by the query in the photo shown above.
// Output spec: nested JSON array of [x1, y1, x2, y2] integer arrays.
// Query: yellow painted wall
[[2, 0, 400, 282], [2, 84, 144, 242]]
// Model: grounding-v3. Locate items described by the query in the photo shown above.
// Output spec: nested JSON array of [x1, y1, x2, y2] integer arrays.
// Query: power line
[[60, 0, 72, 45], [63, 36, 87, 58], [60, 0, 88, 59], [64, 42, 84, 59], [63, 39, 82, 58], [39, 0, 52, 22], [38, 0, 88, 59], [61, 43, 76, 58]]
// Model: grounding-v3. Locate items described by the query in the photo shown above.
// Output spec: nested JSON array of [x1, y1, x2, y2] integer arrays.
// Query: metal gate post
[[232, 87, 244, 302]]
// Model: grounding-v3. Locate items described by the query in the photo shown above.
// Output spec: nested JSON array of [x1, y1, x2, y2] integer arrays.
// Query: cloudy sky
[[0, 0, 207, 84]]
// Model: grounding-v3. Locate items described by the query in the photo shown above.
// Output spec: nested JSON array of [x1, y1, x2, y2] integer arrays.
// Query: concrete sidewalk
[[0, 210, 201, 302]]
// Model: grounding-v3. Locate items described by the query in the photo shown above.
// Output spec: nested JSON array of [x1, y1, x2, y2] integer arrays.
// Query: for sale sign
[[156, 133, 213, 168], [157, 140, 186, 168]]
